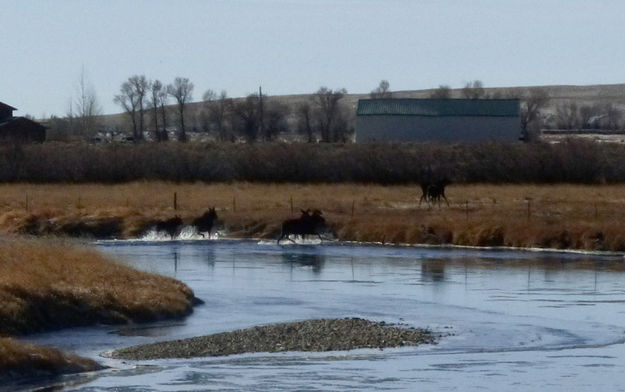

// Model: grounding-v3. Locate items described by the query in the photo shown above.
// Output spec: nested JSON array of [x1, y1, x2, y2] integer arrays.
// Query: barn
[[0, 102, 46, 143], [355, 98, 521, 143]]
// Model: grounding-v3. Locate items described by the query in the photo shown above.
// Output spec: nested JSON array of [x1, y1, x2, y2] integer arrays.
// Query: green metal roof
[[357, 98, 520, 117]]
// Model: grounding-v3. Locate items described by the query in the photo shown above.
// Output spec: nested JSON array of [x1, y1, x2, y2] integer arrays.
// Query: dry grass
[[0, 337, 101, 381], [1, 182, 625, 250], [0, 237, 196, 381], [0, 236, 195, 335]]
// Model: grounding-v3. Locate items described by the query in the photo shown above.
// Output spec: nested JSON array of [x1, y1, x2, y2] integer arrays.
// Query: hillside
[[90, 83, 625, 138]]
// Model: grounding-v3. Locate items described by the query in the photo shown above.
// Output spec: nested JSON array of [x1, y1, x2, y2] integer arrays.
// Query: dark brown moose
[[192, 207, 218, 238], [419, 178, 450, 207], [155, 216, 183, 239], [278, 209, 327, 244]]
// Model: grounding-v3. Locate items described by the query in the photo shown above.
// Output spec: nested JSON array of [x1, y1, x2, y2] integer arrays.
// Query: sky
[[2, 0, 625, 117]]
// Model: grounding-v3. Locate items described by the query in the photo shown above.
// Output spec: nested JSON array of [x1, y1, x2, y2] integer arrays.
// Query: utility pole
[[258, 86, 265, 140]]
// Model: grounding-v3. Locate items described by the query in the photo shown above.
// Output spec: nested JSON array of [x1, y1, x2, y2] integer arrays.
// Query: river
[[16, 239, 625, 391]]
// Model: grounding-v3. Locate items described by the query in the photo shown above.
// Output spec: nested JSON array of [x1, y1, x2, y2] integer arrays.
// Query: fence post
[[173, 192, 178, 210]]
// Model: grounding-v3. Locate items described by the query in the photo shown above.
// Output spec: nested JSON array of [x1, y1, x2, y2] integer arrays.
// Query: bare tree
[[114, 81, 140, 140], [370, 80, 392, 99], [232, 93, 261, 142], [296, 102, 314, 142], [579, 104, 600, 129], [264, 100, 290, 141], [202, 89, 232, 140], [73, 68, 102, 137], [214, 91, 231, 141], [158, 86, 169, 141], [461, 80, 486, 99], [168, 77, 194, 142], [430, 85, 452, 99], [312, 87, 347, 142], [129, 75, 148, 138], [113, 75, 149, 141], [520, 87, 550, 142], [556, 101, 579, 129], [148, 79, 166, 141], [201, 89, 216, 133], [602, 103, 622, 130]]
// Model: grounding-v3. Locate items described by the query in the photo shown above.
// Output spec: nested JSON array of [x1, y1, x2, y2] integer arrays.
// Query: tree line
[[42, 75, 625, 145], [0, 140, 622, 184], [108, 75, 352, 143]]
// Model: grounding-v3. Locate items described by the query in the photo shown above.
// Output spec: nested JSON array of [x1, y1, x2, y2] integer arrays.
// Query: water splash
[[260, 236, 323, 246], [138, 226, 222, 242]]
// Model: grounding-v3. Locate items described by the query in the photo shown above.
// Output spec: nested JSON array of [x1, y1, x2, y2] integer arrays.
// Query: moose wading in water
[[192, 207, 218, 238], [278, 209, 328, 244], [155, 216, 183, 239], [153, 208, 219, 239]]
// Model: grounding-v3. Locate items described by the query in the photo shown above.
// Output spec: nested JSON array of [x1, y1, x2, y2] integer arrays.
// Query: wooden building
[[0, 101, 46, 143], [355, 98, 521, 143]]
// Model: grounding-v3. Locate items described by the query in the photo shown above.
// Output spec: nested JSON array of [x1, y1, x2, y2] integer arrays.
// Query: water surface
[[19, 240, 625, 391]]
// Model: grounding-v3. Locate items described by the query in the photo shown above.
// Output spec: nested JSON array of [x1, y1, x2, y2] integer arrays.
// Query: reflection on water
[[420, 259, 446, 282], [281, 250, 326, 273], [25, 240, 625, 392]]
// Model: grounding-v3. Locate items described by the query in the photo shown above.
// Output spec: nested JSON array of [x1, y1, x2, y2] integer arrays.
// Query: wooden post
[[594, 202, 598, 219], [351, 200, 355, 218], [232, 196, 236, 212], [290, 196, 294, 214], [465, 200, 469, 221], [173, 192, 178, 210], [527, 199, 531, 220]]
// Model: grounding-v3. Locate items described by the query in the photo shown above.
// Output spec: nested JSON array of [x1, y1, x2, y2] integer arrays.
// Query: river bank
[[2, 182, 625, 251], [0, 237, 197, 381]]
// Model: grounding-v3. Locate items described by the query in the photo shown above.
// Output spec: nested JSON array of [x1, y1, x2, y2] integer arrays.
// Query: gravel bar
[[111, 318, 436, 360]]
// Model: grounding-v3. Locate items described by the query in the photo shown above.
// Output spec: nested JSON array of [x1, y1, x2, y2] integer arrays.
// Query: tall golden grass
[[0, 236, 195, 335], [1, 182, 625, 250], [0, 237, 196, 380], [0, 337, 101, 381]]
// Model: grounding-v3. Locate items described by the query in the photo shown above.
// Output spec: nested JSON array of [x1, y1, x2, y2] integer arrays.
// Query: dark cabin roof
[[0, 102, 17, 111], [357, 98, 520, 117]]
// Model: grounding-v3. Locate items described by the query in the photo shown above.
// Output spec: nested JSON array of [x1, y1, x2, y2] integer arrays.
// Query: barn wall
[[355, 116, 521, 143]]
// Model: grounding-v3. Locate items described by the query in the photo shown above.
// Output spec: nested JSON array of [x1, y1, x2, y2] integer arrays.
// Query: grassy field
[[0, 237, 196, 380], [2, 182, 625, 251]]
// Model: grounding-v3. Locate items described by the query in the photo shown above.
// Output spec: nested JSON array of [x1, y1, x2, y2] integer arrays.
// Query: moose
[[277, 209, 328, 244], [192, 207, 218, 238], [155, 216, 183, 239], [419, 178, 451, 207]]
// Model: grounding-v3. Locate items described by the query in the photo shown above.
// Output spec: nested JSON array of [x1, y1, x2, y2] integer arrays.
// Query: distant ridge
[[98, 83, 625, 130]]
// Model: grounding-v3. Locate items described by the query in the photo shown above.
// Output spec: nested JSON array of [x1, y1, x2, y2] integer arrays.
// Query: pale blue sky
[[2, 0, 624, 117]]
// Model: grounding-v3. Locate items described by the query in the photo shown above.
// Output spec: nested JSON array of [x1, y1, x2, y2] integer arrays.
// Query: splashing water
[[139, 226, 222, 241]]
